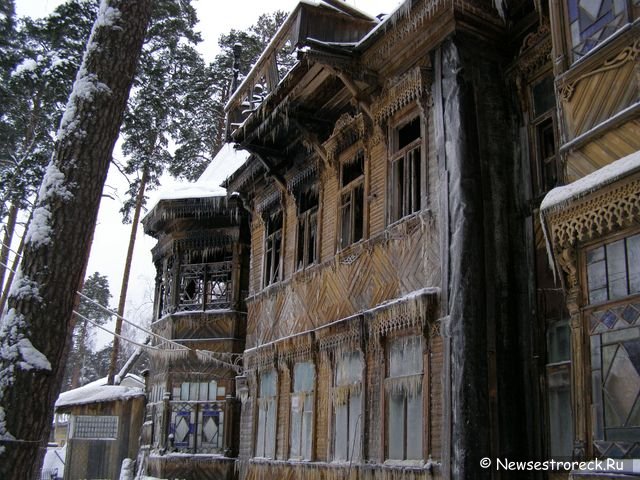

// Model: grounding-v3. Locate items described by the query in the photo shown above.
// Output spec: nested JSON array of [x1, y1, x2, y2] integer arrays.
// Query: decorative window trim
[[372, 66, 432, 125]]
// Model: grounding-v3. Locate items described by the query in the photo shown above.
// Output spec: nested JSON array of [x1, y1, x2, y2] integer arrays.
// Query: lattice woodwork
[[545, 176, 640, 249], [247, 215, 440, 347]]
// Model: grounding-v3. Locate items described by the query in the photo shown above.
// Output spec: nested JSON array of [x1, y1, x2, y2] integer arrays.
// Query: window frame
[[332, 351, 364, 463], [577, 227, 640, 457], [387, 110, 426, 225], [561, 0, 637, 64], [338, 147, 366, 251], [528, 73, 560, 197], [263, 211, 283, 288], [289, 361, 315, 461], [255, 369, 278, 459], [295, 188, 319, 271], [383, 334, 425, 463]]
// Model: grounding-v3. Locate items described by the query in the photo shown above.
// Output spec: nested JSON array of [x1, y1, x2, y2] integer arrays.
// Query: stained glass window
[[567, 0, 630, 60], [586, 234, 640, 304]]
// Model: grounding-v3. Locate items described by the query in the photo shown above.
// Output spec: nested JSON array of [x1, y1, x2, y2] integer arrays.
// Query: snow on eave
[[540, 150, 640, 214], [355, 0, 408, 51], [55, 374, 145, 409]]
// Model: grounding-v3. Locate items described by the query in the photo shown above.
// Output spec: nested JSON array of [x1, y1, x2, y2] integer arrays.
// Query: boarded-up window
[[339, 151, 365, 249], [389, 116, 422, 223], [290, 361, 315, 460], [264, 211, 283, 286], [333, 351, 363, 462], [386, 336, 423, 461], [256, 369, 277, 458]]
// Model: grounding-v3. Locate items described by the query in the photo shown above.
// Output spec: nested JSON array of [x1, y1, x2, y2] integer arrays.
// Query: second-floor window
[[264, 212, 282, 287], [389, 115, 422, 223], [566, 0, 633, 61], [586, 233, 640, 304], [290, 361, 315, 460], [339, 151, 365, 250], [530, 75, 559, 196], [296, 189, 318, 270]]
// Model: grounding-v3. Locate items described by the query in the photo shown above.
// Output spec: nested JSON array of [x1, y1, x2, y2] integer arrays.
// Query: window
[[339, 151, 365, 249], [256, 369, 277, 458], [290, 361, 315, 460], [566, 0, 633, 61], [169, 381, 226, 453], [584, 232, 640, 457], [530, 75, 559, 195], [264, 212, 283, 286], [546, 320, 573, 459], [178, 260, 232, 312], [296, 189, 318, 270], [586, 234, 640, 304], [386, 336, 423, 461], [333, 351, 363, 462], [390, 116, 422, 223]]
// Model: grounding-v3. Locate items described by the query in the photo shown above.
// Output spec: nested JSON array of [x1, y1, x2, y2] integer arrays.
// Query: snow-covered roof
[[541, 150, 640, 213], [149, 143, 250, 208], [55, 374, 145, 409]]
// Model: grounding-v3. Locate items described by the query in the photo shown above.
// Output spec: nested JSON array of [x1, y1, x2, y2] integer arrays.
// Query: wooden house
[[53, 374, 145, 480], [139, 144, 251, 479], [140, 0, 638, 478], [221, 0, 639, 478]]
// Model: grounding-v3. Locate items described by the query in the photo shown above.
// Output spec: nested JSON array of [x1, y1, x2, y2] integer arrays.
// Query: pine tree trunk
[[107, 165, 149, 384], [0, 2, 152, 478], [0, 201, 18, 295]]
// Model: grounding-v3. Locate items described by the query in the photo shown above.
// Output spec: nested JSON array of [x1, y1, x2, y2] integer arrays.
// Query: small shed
[[54, 374, 146, 480]]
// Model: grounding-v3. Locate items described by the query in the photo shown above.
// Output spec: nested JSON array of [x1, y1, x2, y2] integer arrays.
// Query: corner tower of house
[[139, 144, 251, 478]]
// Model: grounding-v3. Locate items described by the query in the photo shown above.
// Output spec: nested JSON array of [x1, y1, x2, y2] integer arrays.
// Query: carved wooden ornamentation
[[323, 113, 367, 164], [558, 38, 639, 103], [371, 66, 432, 125], [546, 177, 640, 249]]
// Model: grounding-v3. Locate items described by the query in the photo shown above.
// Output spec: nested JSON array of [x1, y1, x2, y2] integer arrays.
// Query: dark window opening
[[390, 115, 422, 223], [340, 152, 365, 249], [296, 189, 318, 270], [264, 212, 283, 287]]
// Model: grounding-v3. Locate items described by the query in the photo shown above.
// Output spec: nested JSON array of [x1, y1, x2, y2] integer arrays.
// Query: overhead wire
[[0, 243, 242, 372]]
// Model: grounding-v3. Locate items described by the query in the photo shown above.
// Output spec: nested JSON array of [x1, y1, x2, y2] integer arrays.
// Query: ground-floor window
[[333, 351, 363, 462], [256, 369, 277, 458], [386, 336, 423, 461], [290, 361, 315, 460]]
